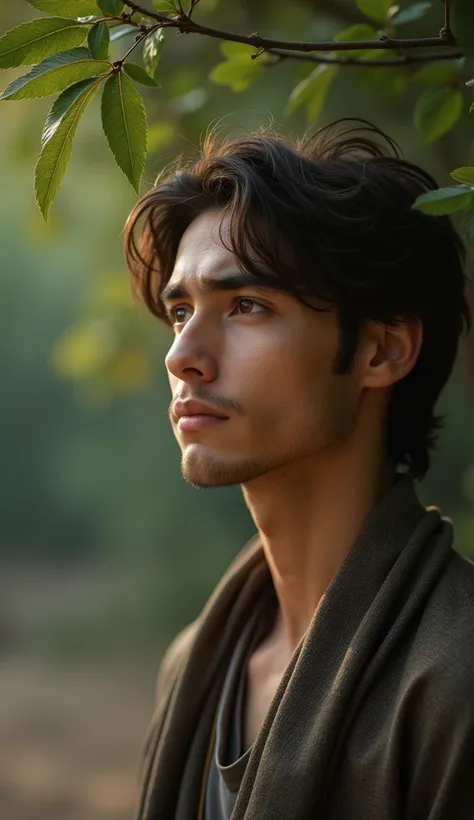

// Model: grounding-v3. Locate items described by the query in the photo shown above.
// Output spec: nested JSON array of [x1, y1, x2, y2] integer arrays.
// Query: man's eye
[[169, 306, 189, 323], [234, 297, 266, 316], [168, 298, 266, 324]]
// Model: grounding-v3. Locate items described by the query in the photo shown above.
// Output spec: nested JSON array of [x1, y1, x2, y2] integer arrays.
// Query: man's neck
[[241, 446, 395, 660]]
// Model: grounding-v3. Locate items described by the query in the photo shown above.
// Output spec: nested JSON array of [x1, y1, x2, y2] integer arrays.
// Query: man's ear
[[363, 319, 423, 390]]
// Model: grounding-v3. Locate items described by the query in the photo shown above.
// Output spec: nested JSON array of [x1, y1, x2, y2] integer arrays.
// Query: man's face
[[163, 209, 365, 488]]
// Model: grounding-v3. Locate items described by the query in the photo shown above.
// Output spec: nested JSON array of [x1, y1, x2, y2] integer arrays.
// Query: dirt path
[[0, 652, 156, 820]]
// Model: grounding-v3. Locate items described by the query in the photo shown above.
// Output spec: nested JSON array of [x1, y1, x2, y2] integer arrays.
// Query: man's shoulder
[[154, 619, 200, 704], [406, 548, 474, 697]]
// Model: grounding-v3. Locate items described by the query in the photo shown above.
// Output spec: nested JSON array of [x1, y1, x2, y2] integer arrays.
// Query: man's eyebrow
[[161, 269, 282, 303]]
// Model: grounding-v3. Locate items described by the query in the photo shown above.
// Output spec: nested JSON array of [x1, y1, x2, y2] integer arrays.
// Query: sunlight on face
[[164, 209, 361, 488]]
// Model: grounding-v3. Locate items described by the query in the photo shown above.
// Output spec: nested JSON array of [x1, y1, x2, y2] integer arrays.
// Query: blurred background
[[0, 0, 474, 818]]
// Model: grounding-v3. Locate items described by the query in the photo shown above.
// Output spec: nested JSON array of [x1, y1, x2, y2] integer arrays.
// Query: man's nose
[[165, 325, 218, 384]]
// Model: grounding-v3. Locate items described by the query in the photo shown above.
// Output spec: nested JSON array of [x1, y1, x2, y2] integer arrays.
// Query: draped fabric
[[136, 477, 474, 820]]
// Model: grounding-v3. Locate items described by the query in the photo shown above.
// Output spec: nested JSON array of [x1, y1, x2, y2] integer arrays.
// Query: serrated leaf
[[88, 21, 110, 59], [413, 186, 474, 215], [450, 167, 474, 186], [462, 209, 474, 244], [97, 0, 124, 13], [42, 77, 97, 143], [393, 2, 431, 24], [452, 0, 474, 58], [0, 18, 87, 69], [35, 76, 100, 219], [285, 63, 338, 119], [152, 0, 177, 12], [110, 24, 137, 42], [210, 55, 261, 92], [142, 27, 165, 78], [415, 60, 461, 85], [27, 0, 102, 15], [414, 87, 463, 143], [355, 0, 392, 23], [124, 62, 159, 86], [101, 71, 147, 191], [0, 48, 110, 100]]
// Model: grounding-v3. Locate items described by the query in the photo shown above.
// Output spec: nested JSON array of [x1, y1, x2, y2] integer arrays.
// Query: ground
[[0, 652, 155, 820], [0, 564, 159, 820]]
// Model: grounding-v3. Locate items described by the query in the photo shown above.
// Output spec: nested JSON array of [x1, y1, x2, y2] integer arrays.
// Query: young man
[[125, 119, 474, 820]]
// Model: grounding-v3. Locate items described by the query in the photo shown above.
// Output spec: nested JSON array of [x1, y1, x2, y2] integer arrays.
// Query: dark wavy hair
[[124, 118, 470, 479]]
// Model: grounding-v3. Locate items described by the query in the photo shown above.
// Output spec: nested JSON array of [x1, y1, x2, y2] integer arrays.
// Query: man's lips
[[172, 399, 229, 432], [177, 414, 228, 432]]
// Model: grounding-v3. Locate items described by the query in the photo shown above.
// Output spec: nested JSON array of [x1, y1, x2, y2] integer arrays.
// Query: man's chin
[[181, 449, 267, 488]]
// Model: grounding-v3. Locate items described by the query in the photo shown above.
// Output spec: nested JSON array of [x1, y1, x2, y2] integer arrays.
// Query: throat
[[242, 633, 293, 750]]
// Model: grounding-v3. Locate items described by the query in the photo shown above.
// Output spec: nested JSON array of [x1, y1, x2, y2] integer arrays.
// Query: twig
[[444, 0, 451, 34], [114, 28, 152, 65], [264, 48, 462, 68], [80, 15, 138, 26], [123, 0, 457, 54], [188, 0, 200, 19]]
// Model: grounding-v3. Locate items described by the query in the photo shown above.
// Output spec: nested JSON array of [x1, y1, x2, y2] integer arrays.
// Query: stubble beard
[[180, 447, 279, 488]]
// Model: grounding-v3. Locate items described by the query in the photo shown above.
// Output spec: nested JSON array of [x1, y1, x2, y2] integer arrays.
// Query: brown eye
[[234, 298, 266, 316], [170, 306, 189, 324]]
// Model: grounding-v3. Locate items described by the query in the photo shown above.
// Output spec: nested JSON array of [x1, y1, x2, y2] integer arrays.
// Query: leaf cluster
[[0, 0, 473, 234]]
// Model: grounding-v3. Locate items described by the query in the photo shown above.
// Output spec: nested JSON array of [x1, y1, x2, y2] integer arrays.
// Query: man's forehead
[[171, 210, 235, 282]]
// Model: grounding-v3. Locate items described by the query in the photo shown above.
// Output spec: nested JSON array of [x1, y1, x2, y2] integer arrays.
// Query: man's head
[[125, 119, 470, 487]]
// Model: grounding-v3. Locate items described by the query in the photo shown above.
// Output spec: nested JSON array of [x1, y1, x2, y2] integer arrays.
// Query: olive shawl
[[136, 477, 474, 820]]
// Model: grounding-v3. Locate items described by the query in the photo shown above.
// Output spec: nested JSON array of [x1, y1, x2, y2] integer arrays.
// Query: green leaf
[[110, 25, 136, 42], [42, 77, 97, 143], [355, 0, 392, 23], [414, 87, 463, 143], [450, 167, 474, 186], [209, 46, 262, 93], [88, 21, 110, 59], [334, 23, 376, 40], [392, 2, 431, 24], [219, 41, 256, 60], [101, 71, 147, 191], [27, 0, 102, 15], [97, 0, 124, 13], [152, 0, 177, 12], [360, 64, 406, 92], [285, 63, 338, 119], [357, 47, 395, 61], [142, 28, 165, 78], [123, 62, 159, 86], [413, 186, 474, 215], [452, 0, 474, 58], [415, 60, 462, 85], [0, 17, 87, 69], [334, 23, 376, 41], [35, 76, 100, 219], [0, 48, 110, 100], [461, 209, 474, 244], [333, 24, 378, 57]]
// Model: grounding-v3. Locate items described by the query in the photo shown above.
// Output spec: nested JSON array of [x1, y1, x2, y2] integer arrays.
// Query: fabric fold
[[137, 477, 460, 820]]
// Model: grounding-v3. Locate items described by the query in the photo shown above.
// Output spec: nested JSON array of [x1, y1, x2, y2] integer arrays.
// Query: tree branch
[[264, 48, 462, 68], [123, 0, 457, 54]]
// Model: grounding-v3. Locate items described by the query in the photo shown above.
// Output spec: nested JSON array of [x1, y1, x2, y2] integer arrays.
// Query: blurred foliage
[[0, 0, 473, 648]]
